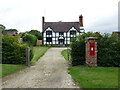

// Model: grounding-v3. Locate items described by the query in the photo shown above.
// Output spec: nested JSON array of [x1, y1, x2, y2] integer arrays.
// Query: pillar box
[[85, 37, 98, 66]]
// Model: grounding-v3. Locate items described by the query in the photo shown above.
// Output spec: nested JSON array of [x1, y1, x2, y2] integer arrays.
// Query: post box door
[[90, 43, 95, 56]]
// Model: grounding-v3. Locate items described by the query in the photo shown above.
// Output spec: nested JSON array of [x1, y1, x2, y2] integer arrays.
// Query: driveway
[[2, 47, 78, 88]]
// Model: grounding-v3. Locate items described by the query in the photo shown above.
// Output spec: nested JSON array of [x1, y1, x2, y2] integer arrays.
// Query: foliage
[[22, 34, 37, 46], [70, 32, 120, 67], [28, 30, 42, 40], [1, 64, 26, 77], [5, 29, 18, 32], [69, 66, 118, 88], [0, 24, 6, 30], [97, 34, 120, 66], [2, 35, 33, 64]]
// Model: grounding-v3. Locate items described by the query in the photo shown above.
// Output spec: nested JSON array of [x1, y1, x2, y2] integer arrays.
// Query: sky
[[0, 0, 119, 33]]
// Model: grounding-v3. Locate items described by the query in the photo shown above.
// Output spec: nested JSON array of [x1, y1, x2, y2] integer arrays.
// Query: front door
[[59, 39, 64, 46]]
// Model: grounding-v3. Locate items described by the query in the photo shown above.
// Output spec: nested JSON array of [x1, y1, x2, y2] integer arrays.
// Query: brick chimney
[[42, 16, 45, 31], [79, 15, 83, 26]]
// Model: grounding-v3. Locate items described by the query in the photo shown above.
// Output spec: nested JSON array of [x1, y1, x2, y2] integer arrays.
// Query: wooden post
[[26, 47, 30, 66]]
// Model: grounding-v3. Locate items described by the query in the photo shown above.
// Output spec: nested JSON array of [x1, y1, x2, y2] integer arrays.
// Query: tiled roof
[[43, 22, 80, 32]]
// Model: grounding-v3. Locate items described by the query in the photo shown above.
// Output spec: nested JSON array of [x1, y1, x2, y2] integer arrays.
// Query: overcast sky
[[0, 0, 119, 33]]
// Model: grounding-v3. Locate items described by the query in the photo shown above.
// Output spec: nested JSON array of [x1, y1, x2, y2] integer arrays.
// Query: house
[[2, 30, 17, 36], [42, 15, 85, 46]]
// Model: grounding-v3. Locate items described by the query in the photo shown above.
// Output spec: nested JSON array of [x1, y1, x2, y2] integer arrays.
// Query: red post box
[[90, 43, 95, 56], [86, 37, 98, 66]]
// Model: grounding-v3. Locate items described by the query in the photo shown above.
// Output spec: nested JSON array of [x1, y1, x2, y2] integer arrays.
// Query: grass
[[30, 46, 49, 64], [69, 66, 118, 88], [61, 49, 119, 88], [61, 49, 69, 61], [0, 64, 26, 78], [61, 49, 71, 65]]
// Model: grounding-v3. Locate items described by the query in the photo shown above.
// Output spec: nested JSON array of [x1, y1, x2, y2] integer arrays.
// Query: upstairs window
[[46, 31, 52, 35], [70, 30, 76, 35], [59, 32, 64, 35], [46, 37, 52, 42]]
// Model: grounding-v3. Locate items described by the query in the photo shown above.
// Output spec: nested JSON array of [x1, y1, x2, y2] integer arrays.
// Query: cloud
[[0, 0, 119, 33]]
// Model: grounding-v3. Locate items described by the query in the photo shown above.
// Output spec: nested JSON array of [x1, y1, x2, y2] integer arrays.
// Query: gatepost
[[26, 47, 30, 66], [85, 37, 98, 66]]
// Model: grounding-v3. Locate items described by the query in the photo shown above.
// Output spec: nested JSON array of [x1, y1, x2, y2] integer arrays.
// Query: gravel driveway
[[2, 47, 78, 88]]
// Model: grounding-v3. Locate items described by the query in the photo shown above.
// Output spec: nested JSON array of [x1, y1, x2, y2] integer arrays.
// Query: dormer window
[[70, 30, 76, 35], [46, 31, 52, 35]]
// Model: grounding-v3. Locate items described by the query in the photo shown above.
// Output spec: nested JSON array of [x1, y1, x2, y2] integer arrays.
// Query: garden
[[1, 29, 49, 77], [61, 32, 119, 88]]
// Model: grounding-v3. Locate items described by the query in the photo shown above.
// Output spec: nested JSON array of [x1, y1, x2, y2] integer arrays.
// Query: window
[[70, 31, 76, 35], [46, 37, 52, 42], [46, 31, 52, 35], [59, 32, 64, 35]]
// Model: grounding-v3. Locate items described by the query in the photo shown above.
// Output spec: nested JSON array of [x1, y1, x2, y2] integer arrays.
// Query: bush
[[22, 34, 37, 46], [2, 35, 33, 64], [97, 34, 120, 67], [70, 32, 120, 67], [70, 39, 85, 66]]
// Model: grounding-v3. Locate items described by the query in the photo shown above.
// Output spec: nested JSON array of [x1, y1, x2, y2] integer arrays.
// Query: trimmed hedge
[[2, 35, 33, 64], [70, 32, 120, 67], [70, 39, 85, 66], [22, 34, 37, 46]]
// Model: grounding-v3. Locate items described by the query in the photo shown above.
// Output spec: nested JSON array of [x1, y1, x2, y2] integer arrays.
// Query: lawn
[[61, 49, 71, 65], [0, 64, 26, 78], [30, 46, 49, 64], [61, 49, 119, 88], [69, 66, 118, 88], [61, 49, 68, 61]]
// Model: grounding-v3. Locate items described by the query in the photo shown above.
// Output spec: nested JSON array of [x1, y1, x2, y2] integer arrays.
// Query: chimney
[[42, 16, 45, 31], [79, 14, 83, 26]]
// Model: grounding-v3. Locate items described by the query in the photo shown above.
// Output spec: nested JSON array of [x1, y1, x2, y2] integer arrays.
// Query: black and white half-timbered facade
[[42, 15, 85, 46]]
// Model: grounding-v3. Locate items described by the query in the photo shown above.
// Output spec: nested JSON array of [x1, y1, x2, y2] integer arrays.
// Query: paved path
[[2, 47, 78, 88]]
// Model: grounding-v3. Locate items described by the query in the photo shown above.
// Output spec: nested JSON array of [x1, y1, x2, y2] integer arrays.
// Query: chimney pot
[[79, 14, 83, 26]]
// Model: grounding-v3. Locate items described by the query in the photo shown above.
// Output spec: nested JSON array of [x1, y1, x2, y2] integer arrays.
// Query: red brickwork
[[85, 37, 98, 66]]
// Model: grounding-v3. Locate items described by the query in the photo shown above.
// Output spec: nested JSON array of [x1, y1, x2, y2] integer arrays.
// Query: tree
[[28, 30, 42, 40], [22, 34, 37, 46], [0, 24, 6, 30], [6, 29, 18, 32]]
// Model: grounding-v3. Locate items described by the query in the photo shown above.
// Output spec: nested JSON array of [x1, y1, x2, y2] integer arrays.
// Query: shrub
[[70, 38, 85, 66], [97, 34, 120, 67], [70, 32, 120, 67], [22, 34, 37, 46], [2, 35, 33, 64]]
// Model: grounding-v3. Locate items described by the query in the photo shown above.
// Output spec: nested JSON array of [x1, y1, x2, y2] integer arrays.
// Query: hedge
[[70, 32, 120, 67], [2, 35, 33, 64]]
